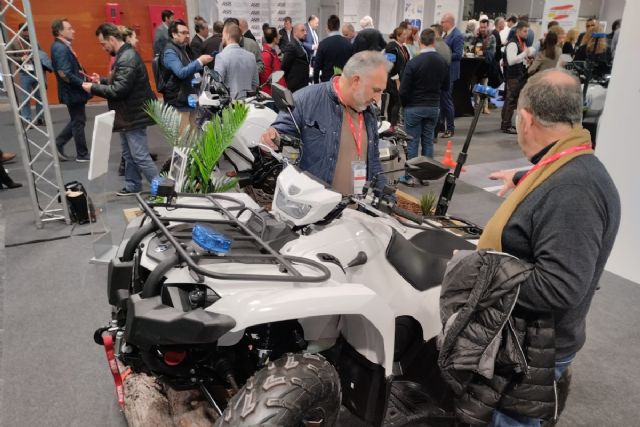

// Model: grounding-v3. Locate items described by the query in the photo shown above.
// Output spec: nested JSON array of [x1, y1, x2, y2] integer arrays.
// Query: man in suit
[[190, 16, 209, 57], [278, 16, 293, 51], [239, 18, 256, 41], [50, 18, 91, 162], [303, 15, 319, 64], [153, 9, 174, 56], [440, 12, 464, 138], [281, 23, 310, 93], [313, 15, 352, 83], [214, 24, 258, 99]]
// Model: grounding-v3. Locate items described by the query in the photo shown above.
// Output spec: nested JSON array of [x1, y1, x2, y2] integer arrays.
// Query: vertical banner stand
[[87, 110, 117, 264]]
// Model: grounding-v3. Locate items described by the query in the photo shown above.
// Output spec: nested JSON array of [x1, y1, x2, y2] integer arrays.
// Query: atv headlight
[[192, 224, 231, 254], [275, 189, 312, 219]]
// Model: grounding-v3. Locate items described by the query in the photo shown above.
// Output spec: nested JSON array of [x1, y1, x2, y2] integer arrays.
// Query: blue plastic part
[[192, 224, 232, 254], [384, 52, 397, 63], [150, 176, 161, 196], [473, 84, 498, 98], [187, 94, 198, 109]]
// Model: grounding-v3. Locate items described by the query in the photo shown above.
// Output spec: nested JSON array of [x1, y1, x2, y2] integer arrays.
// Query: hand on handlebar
[[489, 169, 517, 197], [260, 127, 280, 151]]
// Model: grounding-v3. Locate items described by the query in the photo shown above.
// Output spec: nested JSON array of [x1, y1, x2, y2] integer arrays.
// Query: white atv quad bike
[[97, 151, 481, 425]]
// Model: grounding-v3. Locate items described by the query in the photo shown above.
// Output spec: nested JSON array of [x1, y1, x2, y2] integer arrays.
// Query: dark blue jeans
[[488, 354, 576, 427], [120, 128, 159, 192], [18, 71, 42, 121], [405, 105, 440, 159]]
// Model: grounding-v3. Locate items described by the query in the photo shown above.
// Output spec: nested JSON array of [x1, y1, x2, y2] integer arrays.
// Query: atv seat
[[386, 229, 474, 291]]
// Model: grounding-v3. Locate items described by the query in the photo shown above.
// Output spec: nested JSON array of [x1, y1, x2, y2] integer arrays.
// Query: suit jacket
[[281, 39, 309, 93], [214, 43, 259, 99], [153, 23, 169, 56], [303, 23, 318, 59], [444, 27, 464, 81], [313, 33, 352, 83], [190, 33, 206, 57], [202, 33, 222, 55], [279, 28, 293, 52], [50, 39, 90, 105]]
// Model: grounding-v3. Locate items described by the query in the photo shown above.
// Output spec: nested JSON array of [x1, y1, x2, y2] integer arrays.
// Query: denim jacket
[[271, 81, 385, 192]]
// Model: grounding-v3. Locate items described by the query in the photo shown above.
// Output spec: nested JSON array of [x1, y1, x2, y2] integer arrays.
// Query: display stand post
[[87, 110, 117, 264]]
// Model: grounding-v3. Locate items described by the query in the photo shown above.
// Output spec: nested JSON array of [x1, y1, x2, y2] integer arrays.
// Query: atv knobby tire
[[217, 352, 341, 426]]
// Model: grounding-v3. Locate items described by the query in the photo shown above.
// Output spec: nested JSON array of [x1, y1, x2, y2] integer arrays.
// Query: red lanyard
[[517, 144, 592, 187], [517, 36, 526, 53], [332, 77, 364, 159]]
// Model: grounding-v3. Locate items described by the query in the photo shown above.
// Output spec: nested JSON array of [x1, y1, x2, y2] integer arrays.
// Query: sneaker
[[441, 130, 454, 138], [116, 188, 137, 196], [501, 126, 517, 135], [76, 156, 91, 163], [398, 175, 416, 187], [56, 145, 69, 161], [35, 118, 45, 126]]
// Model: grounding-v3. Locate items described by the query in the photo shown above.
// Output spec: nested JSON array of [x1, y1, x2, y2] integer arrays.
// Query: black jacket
[[313, 34, 352, 83], [202, 33, 222, 55], [90, 44, 156, 132], [399, 50, 449, 108], [439, 250, 557, 425], [281, 39, 309, 93], [352, 28, 386, 53], [190, 34, 205, 57], [279, 28, 293, 52]]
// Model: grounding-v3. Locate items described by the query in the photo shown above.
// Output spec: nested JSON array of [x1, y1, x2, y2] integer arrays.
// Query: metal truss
[[0, 0, 69, 228]]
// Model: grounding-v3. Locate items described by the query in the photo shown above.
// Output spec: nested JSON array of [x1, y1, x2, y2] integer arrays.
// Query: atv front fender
[[209, 283, 396, 374]]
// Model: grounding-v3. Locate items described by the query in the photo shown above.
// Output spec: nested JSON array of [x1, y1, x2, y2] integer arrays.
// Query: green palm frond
[[145, 100, 249, 194]]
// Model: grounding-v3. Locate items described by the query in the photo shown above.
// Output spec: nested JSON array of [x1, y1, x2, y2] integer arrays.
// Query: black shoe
[[116, 188, 137, 196], [150, 153, 158, 161], [56, 145, 69, 161], [501, 126, 517, 134], [35, 118, 45, 126], [1, 181, 22, 189], [76, 156, 91, 163]]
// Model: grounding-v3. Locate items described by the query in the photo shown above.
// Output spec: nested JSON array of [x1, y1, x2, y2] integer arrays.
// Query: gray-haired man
[[261, 51, 391, 195], [481, 69, 620, 425]]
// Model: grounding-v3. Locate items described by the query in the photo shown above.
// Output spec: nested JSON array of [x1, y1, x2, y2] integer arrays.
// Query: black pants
[[501, 77, 525, 129], [56, 102, 88, 157]]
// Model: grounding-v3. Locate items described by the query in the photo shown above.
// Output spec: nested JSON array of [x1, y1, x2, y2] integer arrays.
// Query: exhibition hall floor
[[1, 102, 638, 426]]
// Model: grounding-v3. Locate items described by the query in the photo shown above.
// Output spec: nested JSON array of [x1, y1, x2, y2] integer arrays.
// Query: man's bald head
[[293, 23, 307, 41], [441, 13, 455, 32], [518, 69, 583, 127]]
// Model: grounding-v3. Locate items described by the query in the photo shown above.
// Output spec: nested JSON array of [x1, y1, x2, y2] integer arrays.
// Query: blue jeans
[[439, 79, 455, 132], [489, 354, 576, 427], [18, 71, 43, 121], [120, 128, 159, 192], [404, 105, 440, 159]]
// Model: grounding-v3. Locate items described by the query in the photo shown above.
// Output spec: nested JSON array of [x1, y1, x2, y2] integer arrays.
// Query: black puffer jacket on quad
[[438, 250, 557, 425]]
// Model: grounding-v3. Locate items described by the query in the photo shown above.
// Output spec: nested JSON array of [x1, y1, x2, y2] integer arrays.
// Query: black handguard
[[279, 134, 302, 149]]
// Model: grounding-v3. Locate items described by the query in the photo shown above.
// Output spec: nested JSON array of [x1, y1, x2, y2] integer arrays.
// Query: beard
[[351, 84, 370, 112]]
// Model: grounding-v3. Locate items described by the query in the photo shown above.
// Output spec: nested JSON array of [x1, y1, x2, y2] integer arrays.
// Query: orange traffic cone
[[441, 141, 465, 171]]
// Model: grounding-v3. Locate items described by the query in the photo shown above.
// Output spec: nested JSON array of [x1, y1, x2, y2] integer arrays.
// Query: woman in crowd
[[528, 31, 561, 77], [563, 28, 579, 56], [384, 25, 411, 128]]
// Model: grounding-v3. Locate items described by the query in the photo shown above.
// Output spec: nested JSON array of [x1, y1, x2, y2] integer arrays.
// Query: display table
[[453, 56, 484, 117]]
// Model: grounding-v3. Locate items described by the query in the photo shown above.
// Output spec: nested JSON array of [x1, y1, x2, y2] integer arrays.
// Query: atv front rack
[[134, 192, 330, 283]]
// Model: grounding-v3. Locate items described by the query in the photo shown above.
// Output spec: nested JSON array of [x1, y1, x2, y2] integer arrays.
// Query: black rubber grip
[[392, 205, 423, 224]]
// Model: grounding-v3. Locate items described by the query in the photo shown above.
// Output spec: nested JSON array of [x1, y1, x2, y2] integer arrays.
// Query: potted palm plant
[[144, 100, 248, 194]]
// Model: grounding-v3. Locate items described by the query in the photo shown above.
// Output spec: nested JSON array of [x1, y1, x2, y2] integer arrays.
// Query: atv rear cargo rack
[[134, 192, 330, 283]]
